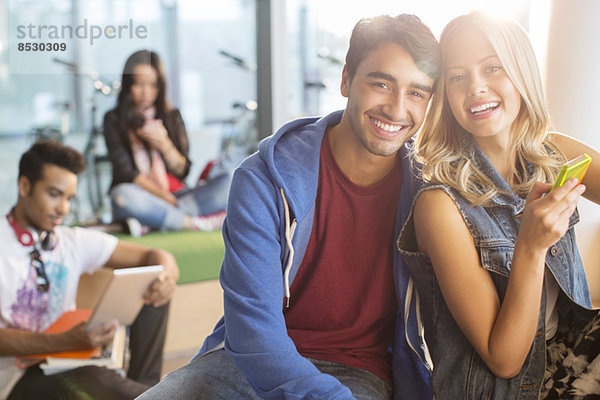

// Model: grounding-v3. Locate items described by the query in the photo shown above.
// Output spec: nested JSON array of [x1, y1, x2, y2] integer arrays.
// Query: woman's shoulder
[[412, 184, 463, 216], [417, 185, 458, 207], [412, 186, 469, 243], [546, 131, 595, 160], [414, 183, 477, 222], [103, 108, 119, 123], [165, 107, 183, 119], [163, 108, 185, 127], [546, 130, 587, 150], [546, 131, 568, 148], [419, 181, 457, 196], [104, 107, 118, 116]]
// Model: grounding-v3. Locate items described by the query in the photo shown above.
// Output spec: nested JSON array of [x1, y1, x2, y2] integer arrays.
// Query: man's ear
[[18, 176, 31, 197], [340, 65, 350, 97]]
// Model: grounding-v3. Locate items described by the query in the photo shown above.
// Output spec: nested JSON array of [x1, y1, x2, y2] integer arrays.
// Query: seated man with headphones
[[0, 139, 180, 400]]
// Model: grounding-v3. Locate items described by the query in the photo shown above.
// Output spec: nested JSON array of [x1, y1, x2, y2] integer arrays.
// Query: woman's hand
[[161, 191, 177, 206], [137, 118, 187, 175], [136, 119, 169, 150], [517, 178, 586, 255], [133, 174, 177, 206]]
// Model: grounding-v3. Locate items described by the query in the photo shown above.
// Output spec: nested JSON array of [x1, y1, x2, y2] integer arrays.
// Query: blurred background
[[1, 0, 600, 296]]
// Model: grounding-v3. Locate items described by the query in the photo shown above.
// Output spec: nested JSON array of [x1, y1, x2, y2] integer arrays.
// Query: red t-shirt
[[285, 130, 402, 384]]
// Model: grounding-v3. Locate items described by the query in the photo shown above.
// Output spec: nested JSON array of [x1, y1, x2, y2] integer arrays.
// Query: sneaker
[[125, 218, 149, 238], [193, 210, 227, 231]]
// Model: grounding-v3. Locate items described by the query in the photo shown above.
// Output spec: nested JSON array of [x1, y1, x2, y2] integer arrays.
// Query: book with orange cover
[[16, 309, 126, 374], [25, 309, 97, 360], [40, 325, 126, 375]]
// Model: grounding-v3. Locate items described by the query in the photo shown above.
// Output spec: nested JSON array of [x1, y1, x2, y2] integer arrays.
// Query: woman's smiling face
[[443, 26, 522, 142]]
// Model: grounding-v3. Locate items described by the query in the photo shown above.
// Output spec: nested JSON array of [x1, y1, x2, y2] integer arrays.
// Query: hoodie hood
[[257, 110, 343, 222]]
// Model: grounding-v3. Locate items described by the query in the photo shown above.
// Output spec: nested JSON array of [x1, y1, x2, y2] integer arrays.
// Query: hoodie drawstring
[[404, 278, 434, 372], [280, 188, 297, 308]]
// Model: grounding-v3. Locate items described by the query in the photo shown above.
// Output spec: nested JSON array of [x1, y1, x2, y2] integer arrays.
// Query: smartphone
[[551, 153, 592, 191]]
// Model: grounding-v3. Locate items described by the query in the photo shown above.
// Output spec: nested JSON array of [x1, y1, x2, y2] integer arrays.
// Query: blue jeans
[[111, 174, 231, 231], [136, 349, 391, 400]]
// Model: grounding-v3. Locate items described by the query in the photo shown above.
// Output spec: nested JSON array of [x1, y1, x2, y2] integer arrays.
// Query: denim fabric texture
[[175, 173, 231, 217], [110, 173, 230, 230], [136, 349, 392, 400], [397, 130, 593, 400], [111, 183, 186, 230]]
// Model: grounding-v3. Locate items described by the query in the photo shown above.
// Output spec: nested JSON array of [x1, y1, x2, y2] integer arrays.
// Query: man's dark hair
[[345, 14, 440, 83], [19, 139, 86, 185]]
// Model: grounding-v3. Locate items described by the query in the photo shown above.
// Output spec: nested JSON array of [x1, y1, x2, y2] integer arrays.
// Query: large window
[[0, 0, 256, 220], [282, 0, 532, 119], [0, 0, 539, 221]]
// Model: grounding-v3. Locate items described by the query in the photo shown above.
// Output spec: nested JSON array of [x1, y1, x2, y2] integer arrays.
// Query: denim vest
[[397, 133, 593, 399]]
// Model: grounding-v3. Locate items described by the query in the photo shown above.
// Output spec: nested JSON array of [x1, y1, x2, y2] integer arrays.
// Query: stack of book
[[17, 309, 128, 375]]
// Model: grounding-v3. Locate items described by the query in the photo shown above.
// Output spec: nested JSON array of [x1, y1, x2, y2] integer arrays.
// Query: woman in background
[[398, 11, 600, 399], [104, 50, 229, 234]]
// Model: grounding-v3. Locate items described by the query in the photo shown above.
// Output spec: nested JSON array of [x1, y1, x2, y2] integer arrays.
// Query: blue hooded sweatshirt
[[196, 110, 432, 399]]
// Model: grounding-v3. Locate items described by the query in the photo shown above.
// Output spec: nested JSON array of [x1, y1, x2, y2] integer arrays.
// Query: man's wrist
[[151, 249, 180, 281], [165, 260, 180, 282]]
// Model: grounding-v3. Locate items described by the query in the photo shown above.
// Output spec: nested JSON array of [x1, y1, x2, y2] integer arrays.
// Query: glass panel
[[177, 0, 256, 153], [284, 0, 531, 119], [0, 0, 256, 222]]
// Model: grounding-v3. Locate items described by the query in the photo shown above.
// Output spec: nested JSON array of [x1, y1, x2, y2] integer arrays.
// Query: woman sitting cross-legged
[[103, 50, 230, 234]]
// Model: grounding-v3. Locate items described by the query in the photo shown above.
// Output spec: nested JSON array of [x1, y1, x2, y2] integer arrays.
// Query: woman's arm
[[550, 132, 600, 204], [165, 109, 191, 179], [103, 111, 141, 185], [414, 180, 584, 378], [136, 110, 191, 179], [137, 120, 187, 177], [104, 111, 177, 203], [132, 173, 177, 205], [158, 139, 187, 177]]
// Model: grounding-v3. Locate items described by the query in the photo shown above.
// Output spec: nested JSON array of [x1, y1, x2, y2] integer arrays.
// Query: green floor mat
[[114, 230, 225, 284]]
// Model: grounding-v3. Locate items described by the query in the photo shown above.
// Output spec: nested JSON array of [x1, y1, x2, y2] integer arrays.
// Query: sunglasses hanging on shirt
[[6, 209, 56, 293], [29, 248, 50, 293]]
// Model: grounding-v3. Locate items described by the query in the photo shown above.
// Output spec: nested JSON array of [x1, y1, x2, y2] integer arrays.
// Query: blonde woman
[[398, 11, 600, 399]]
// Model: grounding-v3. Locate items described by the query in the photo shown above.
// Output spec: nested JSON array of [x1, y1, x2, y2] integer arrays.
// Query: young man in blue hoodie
[[139, 14, 439, 400]]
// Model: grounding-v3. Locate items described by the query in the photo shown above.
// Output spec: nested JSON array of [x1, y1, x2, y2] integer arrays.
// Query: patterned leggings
[[542, 310, 600, 399]]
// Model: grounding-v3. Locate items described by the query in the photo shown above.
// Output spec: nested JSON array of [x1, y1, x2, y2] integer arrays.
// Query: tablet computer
[[86, 265, 163, 331]]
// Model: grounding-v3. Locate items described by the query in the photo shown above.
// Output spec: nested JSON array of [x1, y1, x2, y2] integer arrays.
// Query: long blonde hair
[[415, 11, 563, 206]]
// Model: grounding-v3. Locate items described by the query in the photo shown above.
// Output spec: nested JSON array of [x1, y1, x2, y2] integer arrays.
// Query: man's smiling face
[[342, 42, 434, 158]]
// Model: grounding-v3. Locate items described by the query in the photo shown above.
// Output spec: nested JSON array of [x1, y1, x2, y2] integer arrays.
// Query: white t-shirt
[[0, 219, 118, 399]]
